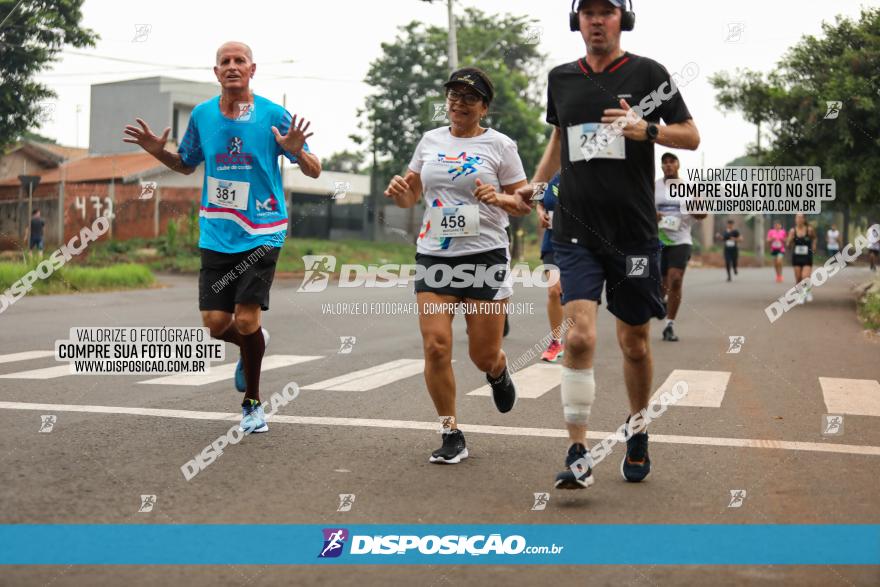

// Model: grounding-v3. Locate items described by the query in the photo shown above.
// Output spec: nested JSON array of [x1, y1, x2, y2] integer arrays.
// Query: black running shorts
[[414, 248, 511, 301], [660, 243, 692, 274], [199, 245, 281, 313]]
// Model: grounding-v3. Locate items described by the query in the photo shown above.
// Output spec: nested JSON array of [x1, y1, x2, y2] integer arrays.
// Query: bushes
[[857, 277, 880, 331], [0, 261, 154, 295]]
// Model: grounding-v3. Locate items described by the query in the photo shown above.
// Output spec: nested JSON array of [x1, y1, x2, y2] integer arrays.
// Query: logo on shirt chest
[[215, 136, 253, 168], [437, 151, 484, 180], [255, 195, 280, 216]]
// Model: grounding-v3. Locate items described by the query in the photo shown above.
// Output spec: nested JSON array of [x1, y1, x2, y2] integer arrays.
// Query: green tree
[[0, 0, 98, 149], [322, 150, 366, 174], [355, 7, 549, 186], [710, 8, 880, 241]]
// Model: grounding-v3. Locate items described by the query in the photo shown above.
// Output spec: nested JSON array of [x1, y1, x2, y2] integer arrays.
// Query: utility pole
[[755, 122, 765, 266], [447, 0, 458, 71], [422, 0, 458, 72], [75, 105, 82, 148], [370, 118, 380, 240]]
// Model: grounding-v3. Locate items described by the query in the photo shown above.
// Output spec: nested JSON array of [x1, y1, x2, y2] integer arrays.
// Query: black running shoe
[[662, 324, 679, 341], [621, 417, 651, 482], [554, 443, 594, 489], [429, 429, 468, 464], [486, 367, 516, 413]]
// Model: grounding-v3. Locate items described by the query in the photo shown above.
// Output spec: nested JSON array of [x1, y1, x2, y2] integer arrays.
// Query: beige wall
[[0, 151, 53, 182]]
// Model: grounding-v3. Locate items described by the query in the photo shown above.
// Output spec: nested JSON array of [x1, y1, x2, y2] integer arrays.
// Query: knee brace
[[561, 366, 595, 425]]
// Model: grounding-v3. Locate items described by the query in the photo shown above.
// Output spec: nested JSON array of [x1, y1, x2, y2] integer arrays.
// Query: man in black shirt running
[[519, 0, 700, 490]]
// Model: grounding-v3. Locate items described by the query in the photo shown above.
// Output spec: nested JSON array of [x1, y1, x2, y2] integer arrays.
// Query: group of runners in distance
[[123, 0, 870, 495]]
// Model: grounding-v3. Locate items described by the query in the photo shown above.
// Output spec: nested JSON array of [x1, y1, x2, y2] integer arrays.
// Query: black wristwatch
[[645, 123, 659, 142]]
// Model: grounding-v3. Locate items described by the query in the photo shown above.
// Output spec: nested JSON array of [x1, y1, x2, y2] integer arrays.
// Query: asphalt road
[[0, 263, 878, 586]]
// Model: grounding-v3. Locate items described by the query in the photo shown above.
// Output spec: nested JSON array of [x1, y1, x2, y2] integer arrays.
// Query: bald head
[[216, 41, 253, 65]]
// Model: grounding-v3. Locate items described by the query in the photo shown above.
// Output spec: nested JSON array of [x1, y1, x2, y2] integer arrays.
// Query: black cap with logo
[[443, 68, 494, 103]]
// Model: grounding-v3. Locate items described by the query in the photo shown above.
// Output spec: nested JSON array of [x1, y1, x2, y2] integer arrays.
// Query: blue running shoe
[[239, 399, 268, 434], [621, 416, 651, 482], [554, 443, 594, 490], [234, 328, 270, 393]]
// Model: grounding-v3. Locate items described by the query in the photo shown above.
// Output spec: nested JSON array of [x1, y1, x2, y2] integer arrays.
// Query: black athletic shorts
[[792, 253, 813, 267], [660, 243, 692, 274], [554, 239, 666, 326], [414, 248, 511, 301], [199, 245, 281, 313]]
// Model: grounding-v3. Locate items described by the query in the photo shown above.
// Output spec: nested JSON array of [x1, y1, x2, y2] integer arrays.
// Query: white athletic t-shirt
[[408, 127, 527, 257], [827, 229, 840, 249], [654, 177, 694, 246]]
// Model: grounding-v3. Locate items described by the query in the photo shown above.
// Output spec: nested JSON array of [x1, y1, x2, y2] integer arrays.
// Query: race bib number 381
[[207, 176, 249, 210], [429, 205, 480, 238], [567, 123, 625, 162]]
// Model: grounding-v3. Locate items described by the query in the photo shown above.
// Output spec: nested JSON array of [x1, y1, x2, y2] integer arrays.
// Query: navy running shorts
[[553, 239, 666, 326]]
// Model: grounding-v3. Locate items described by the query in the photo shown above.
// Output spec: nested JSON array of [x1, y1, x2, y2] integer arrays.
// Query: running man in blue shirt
[[537, 173, 565, 362], [123, 41, 321, 433]]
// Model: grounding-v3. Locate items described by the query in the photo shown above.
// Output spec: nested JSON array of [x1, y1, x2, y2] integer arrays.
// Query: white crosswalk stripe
[[303, 359, 426, 392], [652, 369, 731, 408], [819, 377, 880, 417], [468, 363, 560, 399], [0, 351, 56, 365], [0, 365, 71, 380], [139, 355, 323, 386], [9, 351, 879, 426]]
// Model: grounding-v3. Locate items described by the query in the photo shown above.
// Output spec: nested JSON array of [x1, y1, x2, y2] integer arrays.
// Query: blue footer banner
[[1, 525, 878, 565]]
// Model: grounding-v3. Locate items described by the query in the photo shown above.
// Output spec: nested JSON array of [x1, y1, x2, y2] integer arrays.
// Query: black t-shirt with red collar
[[546, 52, 692, 251]]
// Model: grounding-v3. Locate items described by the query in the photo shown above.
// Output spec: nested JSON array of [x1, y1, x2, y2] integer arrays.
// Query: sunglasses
[[446, 89, 483, 105]]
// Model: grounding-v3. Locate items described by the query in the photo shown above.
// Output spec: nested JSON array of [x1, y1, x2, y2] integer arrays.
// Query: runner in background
[[868, 226, 879, 271], [716, 219, 741, 282], [655, 152, 705, 342], [826, 223, 840, 259], [766, 220, 787, 283], [787, 213, 817, 302], [537, 173, 564, 362]]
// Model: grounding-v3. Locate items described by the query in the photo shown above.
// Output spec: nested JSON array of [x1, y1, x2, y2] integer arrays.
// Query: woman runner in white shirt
[[384, 67, 532, 464]]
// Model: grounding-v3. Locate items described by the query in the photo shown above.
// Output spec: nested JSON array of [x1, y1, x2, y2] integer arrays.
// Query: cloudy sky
[[32, 0, 870, 175]]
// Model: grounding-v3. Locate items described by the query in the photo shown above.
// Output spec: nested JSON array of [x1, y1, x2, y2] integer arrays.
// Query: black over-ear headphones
[[569, 0, 635, 33]]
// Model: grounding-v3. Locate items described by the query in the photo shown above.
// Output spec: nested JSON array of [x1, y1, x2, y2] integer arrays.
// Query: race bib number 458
[[429, 205, 480, 238], [207, 176, 249, 210], [567, 123, 625, 162]]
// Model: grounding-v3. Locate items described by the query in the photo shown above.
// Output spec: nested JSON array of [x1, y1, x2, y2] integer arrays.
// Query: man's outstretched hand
[[123, 118, 170, 156], [272, 115, 313, 155]]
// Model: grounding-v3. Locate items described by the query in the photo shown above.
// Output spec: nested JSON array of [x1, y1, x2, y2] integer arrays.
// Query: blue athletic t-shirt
[[540, 173, 560, 256], [178, 94, 310, 254]]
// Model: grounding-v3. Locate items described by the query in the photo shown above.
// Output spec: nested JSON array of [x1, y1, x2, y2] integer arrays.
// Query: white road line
[[653, 369, 731, 408], [302, 359, 425, 391], [0, 351, 56, 365], [139, 355, 323, 386], [468, 363, 560, 399], [819, 377, 880, 417], [1, 401, 878, 457], [0, 365, 71, 380]]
